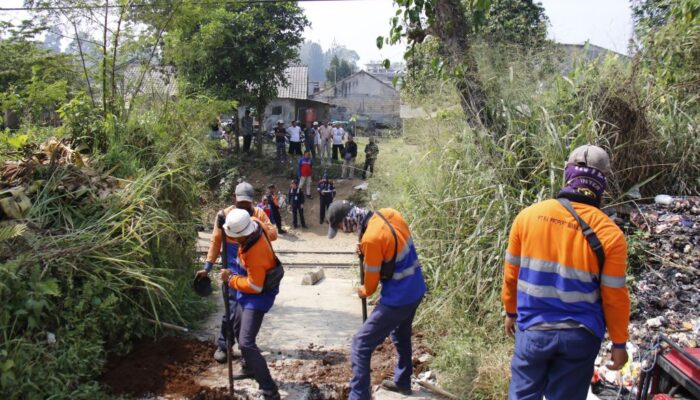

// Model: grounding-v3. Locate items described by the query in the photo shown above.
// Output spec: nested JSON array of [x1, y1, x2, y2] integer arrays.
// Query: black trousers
[[292, 205, 306, 228], [332, 144, 344, 160], [362, 158, 375, 178], [305, 141, 316, 159], [243, 135, 252, 152], [289, 141, 302, 155], [271, 206, 283, 230], [234, 305, 277, 392], [320, 195, 333, 223]]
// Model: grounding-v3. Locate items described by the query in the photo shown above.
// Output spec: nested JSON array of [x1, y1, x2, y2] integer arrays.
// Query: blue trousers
[[509, 328, 601, 400], [235, 305, 277, 393], [349, 299, 422, 400], [217, 293, 239, 351]]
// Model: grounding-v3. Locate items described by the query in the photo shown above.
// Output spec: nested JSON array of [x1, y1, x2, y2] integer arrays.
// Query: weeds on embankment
[[0, 96, 228, 398], [371, 34, 699, 398]]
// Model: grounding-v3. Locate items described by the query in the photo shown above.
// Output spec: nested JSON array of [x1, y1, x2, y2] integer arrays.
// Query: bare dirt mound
[[101, 336, 214, 398]]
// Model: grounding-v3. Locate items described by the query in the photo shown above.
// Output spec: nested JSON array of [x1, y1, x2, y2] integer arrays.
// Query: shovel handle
[[219, 215, 235, 397], [359, 254, 367, 322]]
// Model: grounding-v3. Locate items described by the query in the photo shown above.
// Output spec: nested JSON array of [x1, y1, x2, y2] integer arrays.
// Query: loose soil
[[100, 334, 432, 400], [101, 336, 215, 399]]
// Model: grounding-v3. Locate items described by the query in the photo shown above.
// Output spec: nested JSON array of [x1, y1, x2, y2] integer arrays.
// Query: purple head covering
[[560, 164, 607, 207]]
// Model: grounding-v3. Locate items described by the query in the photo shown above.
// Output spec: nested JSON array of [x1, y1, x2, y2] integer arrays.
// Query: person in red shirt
[[297, 150, 313, 198]]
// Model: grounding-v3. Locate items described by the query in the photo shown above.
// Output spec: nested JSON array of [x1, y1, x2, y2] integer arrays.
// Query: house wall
[[238, 99, 330, 132], [311, 72, 400, 127]]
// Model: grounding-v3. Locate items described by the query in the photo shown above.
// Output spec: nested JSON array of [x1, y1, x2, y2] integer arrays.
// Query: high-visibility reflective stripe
[[365, 265, 381, 273], [383, 237, 414, 264], [248, 279, 263, 293], [518, 280, 600, 303], [601, 274, 626, 288], [392, 260, 420, 280], [521, 256, 596, 283], [505, 252, 521, 266]]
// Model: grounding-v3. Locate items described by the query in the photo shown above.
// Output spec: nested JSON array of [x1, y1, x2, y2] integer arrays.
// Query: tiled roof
[[277, 65, 308, 100]]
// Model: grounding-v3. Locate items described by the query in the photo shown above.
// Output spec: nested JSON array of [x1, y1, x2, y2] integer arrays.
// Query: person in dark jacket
[[342, 135, 358, 179], [288, 179, 307, 229], [304, 122, 317, 159], [317, 172, 336, 224], [266, 184, 286, 234], [362, 137, 379, 179]]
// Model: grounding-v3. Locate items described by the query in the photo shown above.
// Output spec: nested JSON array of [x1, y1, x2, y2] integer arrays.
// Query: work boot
[[381, 380, 412, 395], [213, 348, 227, 363], [259, 389, 281, 400], [232, 368, 255, 380]]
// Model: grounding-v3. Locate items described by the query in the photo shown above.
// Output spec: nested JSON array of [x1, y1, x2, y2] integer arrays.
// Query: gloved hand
[[217, 212, 226, 229]]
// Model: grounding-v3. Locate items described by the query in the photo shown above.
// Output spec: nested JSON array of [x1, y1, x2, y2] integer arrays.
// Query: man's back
[[503, 199, 629, 342]]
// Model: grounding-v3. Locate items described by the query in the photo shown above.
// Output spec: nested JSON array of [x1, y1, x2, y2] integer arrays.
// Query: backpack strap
[[375, 211, 398, 263], [557, 198, 605, 277]]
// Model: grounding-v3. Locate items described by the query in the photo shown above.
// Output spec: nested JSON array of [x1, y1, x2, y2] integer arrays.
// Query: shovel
[[219, 216, 235, 397], [359, 254, 367, 322]]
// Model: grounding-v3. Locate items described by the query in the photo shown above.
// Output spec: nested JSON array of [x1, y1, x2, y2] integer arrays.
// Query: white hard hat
[[223, 208, 257, 238], [277, 120, 284, 124], [313, 121, 319, 126]]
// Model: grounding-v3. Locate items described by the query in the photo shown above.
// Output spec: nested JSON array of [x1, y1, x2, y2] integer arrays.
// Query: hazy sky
[[1, 0, 634, 63], [302, 0, 634, 66]]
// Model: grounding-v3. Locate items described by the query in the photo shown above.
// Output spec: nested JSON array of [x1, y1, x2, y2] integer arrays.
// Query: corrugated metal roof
[[277, 65, 308, 100]]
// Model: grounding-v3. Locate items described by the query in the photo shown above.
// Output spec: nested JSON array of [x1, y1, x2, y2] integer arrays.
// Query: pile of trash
[[628, 196, 700, 348], [1, 138, 121, 222], [592, 196, 699, 398]]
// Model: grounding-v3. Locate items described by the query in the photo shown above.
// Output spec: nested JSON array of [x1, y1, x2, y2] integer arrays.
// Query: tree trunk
[[256, 101, 265, 157], [111, 4, 126, 115], [102, 0, 109, 115], [431, 0, 487, 125], [72, 21, 96, 108]]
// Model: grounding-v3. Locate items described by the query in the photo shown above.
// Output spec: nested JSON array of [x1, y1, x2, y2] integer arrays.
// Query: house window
[[272, 106, 283, 115]]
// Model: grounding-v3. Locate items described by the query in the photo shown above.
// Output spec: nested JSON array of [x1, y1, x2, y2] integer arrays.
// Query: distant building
[[239, 65, 330, 132], [310, 70, 400, 128], [558, 43, 629, 74], [365, 61, 405, 84]]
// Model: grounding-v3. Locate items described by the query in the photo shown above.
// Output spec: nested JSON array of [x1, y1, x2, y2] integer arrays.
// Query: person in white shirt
[[287, 120, 302, 156], [314, 124, 322, 160], [332, 123, 345, 161], [319, 122, 333, 166]]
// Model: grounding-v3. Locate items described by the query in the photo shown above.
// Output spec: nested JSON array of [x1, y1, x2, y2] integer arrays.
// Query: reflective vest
[[502, 199, 630, 345], [360, 208, 427, 306]]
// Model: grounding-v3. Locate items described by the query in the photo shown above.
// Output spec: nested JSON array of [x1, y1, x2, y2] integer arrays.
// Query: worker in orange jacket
[[220, 208, 281, 400], [196, 182, 277, 363], [327, 201, 427, 399], [502, 145, 630, 400]]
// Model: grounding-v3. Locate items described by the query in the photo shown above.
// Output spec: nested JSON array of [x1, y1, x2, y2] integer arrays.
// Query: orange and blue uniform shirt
[[502, 199, 630, 347], [360, 208, 427, 306], [227, 220, 278, 312], [206, 206, 277, 273]]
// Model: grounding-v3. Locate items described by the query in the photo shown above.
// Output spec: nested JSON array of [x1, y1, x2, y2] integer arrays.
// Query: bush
[[373, 13, 699, 396], [0, 95, 226, 398]]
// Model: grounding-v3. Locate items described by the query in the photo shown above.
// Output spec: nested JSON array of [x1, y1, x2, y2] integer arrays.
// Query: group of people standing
[[273, 120, 379, 180]]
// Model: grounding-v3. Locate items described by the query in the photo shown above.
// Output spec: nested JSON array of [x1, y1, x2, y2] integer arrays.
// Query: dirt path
[[190, 178, 438, 399], [102, 175, 439, 399]]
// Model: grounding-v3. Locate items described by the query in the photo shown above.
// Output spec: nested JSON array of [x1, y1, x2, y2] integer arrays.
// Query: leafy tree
[[631, 0, 673, 34], [480, 0, 548, 48], [380, 0, 548, 124], [165, 2, 308, 155], [0, 38, 77, 125], [300, 41, 325, 81], [325, 55, 357, 83], [42, 26, 63, 53]]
